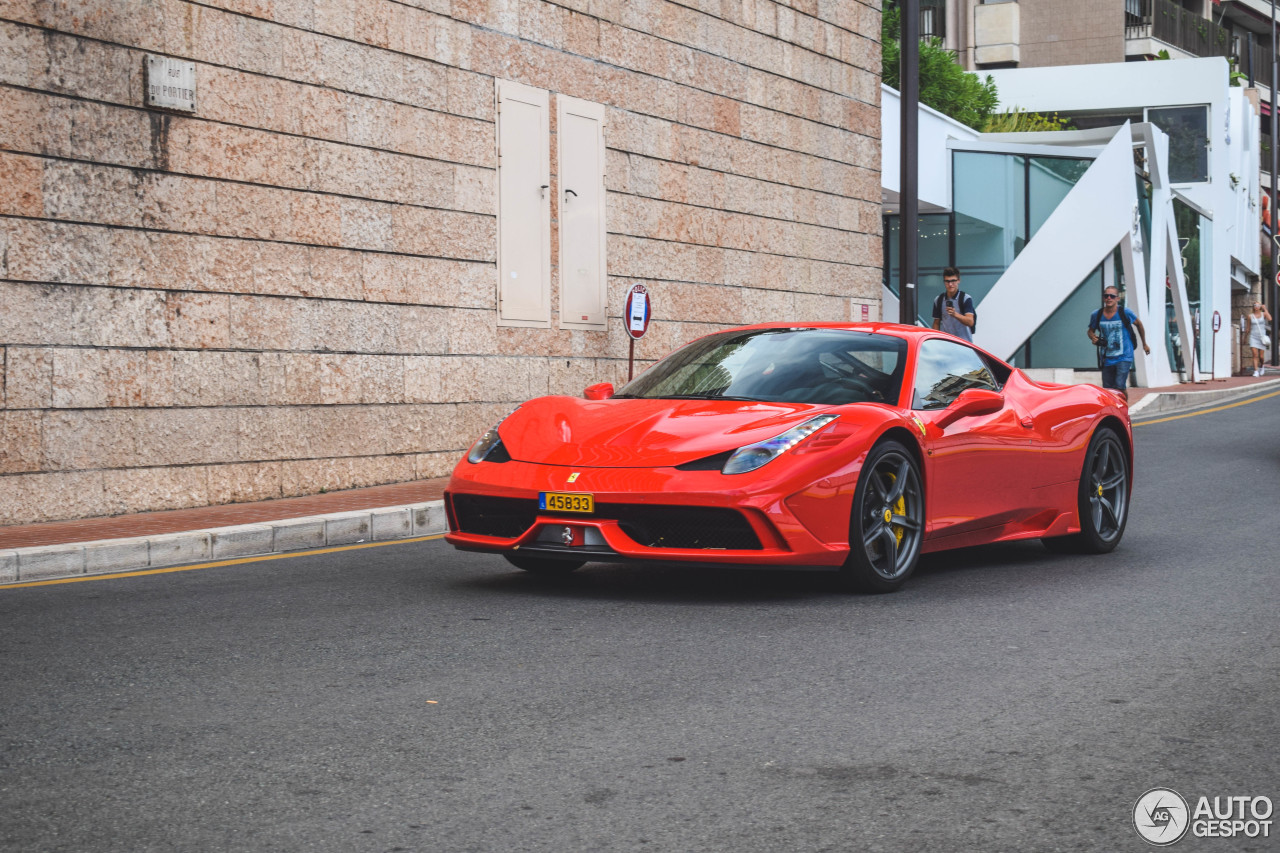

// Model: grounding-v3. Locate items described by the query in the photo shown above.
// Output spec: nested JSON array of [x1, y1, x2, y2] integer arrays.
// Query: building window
[[1146, 105, 1210, 184], [496, 80, 552, 327], [1017, 262, 1107, 370], [920, 0, 946, 41], [953, 151, 1028, 303], [884, 213, 952, 326]]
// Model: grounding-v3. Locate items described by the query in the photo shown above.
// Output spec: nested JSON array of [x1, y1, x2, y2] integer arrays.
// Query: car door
[[911, 337, 1031, 540]]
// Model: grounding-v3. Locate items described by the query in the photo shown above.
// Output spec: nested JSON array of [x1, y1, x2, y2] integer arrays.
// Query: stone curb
[[0, 500, 447, 585], [1129, 377, 1280, 419]]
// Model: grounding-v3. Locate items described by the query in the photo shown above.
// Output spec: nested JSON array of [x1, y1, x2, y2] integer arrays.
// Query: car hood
[[498, 396, 840, 468]]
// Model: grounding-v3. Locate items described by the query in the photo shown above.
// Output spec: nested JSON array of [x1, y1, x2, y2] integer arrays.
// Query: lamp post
[[898, 0, 919, 325]]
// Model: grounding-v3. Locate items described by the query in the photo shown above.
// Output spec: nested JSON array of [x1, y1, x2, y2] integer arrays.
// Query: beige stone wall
[[1019, 0, 1125, 68], [953, 0, 1126, 70], [0, 0, 883, 525]]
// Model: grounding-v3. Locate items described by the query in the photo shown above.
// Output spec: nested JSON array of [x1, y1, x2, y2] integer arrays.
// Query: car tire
[[503, 554, 585, 574], [839, 440, 925, 594], [1042, 426, 1129, 554]]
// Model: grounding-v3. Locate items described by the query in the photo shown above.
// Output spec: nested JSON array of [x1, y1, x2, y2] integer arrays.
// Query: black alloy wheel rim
[[1088, 434, 1128, 542], [861, 451, 924, 579]]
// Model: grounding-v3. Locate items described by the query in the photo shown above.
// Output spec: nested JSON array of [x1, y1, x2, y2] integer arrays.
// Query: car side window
[[911, 338, 1001, 410]]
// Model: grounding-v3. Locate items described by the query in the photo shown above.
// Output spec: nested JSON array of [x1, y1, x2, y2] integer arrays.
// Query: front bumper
[[444, 459, 852, 568]]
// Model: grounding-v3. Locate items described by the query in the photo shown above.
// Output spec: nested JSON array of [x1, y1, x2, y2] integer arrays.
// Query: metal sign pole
[[1192, 310, 1199, 372], [1211, 310, 1221, 380], [628, 338, 635, 381], [898, 0, 919, 325]]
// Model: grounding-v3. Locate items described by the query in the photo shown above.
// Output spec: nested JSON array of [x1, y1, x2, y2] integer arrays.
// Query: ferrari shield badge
[[912, 416, 926, 436], [567, 472, 580, 483]]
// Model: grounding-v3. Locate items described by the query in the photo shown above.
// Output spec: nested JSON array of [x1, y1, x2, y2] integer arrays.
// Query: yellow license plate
[[540, 492, 594, 513]]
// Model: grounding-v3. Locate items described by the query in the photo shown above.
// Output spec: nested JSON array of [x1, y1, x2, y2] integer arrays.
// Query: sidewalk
[[0, 479, 451, 585], [3, 372, 1277, 586]]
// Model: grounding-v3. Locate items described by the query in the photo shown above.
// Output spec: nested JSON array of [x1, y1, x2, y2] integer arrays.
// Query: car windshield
[[615, 328, 907, 405]]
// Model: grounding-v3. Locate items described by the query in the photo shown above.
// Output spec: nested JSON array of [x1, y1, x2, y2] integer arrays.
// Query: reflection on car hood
[[500, 396, 839, 467]]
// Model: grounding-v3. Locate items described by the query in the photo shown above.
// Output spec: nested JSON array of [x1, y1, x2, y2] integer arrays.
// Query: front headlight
[[722, 415, 839, 475], [466, 410, 517, 463]]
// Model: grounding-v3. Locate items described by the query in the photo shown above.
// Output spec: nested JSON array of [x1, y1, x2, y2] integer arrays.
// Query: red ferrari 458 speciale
[[444, 323, 1133, 592]]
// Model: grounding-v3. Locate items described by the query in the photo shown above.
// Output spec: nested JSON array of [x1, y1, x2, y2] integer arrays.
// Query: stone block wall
[[1019, 0, 1125, 68], [0, 0, 883, 525]]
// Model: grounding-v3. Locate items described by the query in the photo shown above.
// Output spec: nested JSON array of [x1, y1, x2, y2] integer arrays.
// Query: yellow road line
[[1133, 388, 1280, 426], [0, 533, 447, 591]]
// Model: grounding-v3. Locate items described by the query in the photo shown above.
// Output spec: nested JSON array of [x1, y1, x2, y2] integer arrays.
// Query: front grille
[[602, 504, 762, 550], [450, 494, 537, 538], [450, 495, 762, 550]]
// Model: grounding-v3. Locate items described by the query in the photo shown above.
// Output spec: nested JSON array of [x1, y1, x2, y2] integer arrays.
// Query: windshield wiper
[[659, 393, 765, 401]]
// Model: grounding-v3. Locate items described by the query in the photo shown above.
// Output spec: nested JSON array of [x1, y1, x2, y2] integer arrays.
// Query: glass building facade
[[886, 149, 1120, 369]]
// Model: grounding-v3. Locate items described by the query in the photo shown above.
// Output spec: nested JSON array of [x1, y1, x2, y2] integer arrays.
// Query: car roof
[[712, 321, 924, 340], [706, 322, 1011, 367]]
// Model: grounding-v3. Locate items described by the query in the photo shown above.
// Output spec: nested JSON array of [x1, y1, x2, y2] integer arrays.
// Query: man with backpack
[[931, 267, 975, 342], [1087, 286, 1150, 401]]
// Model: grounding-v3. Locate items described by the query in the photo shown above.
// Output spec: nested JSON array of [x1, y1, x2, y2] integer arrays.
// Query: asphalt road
[[2, 395, 1278, 853]]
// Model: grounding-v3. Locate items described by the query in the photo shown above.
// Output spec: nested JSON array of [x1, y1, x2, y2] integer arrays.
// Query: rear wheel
[[503, 554, 585, 575], [839, 440, 925, 593], [1042, 426, 1129, 554]]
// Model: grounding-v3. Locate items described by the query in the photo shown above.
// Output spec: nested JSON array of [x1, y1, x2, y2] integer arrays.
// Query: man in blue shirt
[[1087, 286, 1150, 401]]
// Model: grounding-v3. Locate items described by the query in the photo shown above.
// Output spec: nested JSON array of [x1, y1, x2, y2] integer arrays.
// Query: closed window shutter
[[557, 96, 607, 331], [496, 80, 551, 327]]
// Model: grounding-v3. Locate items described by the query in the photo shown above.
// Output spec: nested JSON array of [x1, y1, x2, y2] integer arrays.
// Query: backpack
[[934, 290, 975, 333]]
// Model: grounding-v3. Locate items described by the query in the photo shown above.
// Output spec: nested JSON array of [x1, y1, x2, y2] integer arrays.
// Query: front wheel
[[503, 554, 585, 575], [839, 441, 925, 593], [1042, 426, 1130, 554]]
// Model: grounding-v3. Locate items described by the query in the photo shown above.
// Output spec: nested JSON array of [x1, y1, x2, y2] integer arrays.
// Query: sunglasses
[[1104, 294, 1118, 299]]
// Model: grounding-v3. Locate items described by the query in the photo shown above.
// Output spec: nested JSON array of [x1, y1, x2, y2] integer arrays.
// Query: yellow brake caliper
[[883, 472, 906, 547]]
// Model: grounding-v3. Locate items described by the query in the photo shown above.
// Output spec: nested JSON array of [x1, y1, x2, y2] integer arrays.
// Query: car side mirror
[[935, 387, 1003, 428], [584, 382, 614, 400]]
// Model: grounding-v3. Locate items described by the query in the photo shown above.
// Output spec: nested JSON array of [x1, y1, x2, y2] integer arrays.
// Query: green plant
[[1229, 59, 1247, 87], [982, 107, 1074, 133], [882, 2, 999, 131]]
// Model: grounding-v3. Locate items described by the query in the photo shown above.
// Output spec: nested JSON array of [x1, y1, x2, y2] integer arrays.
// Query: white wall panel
[[496, 80, 551, 327], [557, 96, 607, 331]]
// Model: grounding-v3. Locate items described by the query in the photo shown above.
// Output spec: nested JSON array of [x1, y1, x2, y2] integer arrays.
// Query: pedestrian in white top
[[1245, 300, 1272, 377]]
